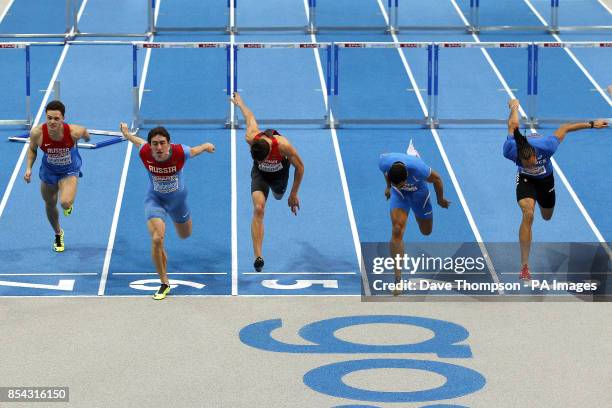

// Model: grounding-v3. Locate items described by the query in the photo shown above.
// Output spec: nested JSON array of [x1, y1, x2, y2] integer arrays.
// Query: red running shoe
[[519, 264, 531, 281]]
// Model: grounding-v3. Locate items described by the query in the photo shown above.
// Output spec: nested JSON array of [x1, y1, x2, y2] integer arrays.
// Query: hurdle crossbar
[[9, 129, 126, 149], [234, 42, 333, 127]]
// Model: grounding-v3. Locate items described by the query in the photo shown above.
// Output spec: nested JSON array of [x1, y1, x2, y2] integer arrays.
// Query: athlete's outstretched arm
[[553, 119, 608, 143], [231, 92, 260, 145], [190, 142, 215, 157], [282, 142, 304, 215], [426, 170, 450, 209], [119, 122, 146, 147], [507, 99, 520, 135]]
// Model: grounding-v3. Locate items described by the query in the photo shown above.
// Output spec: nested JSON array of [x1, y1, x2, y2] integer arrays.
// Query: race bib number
[[258, 161, 283, 173], [152, 175, 179, 193], [45, 148, 72, 166]]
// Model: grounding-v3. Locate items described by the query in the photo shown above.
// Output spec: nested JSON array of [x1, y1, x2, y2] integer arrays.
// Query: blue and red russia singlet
[[40, 123, 82, 175], [254, 131, 288, 173], [139, 143, 191, 196]]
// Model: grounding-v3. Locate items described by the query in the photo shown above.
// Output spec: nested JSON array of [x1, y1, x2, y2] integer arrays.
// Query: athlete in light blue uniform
[[120, 123, 215, 300], [379, 148, 451, 292], [504, 98, 608, 280]]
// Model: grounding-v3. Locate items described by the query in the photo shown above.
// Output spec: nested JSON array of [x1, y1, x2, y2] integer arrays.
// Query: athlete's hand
[[119, 122, 130, 137], [592, 119, 608, 129], [385, 187, 390, 200], [508, 99, 520, 110], [203, 143, 215, 153], [437, 198, 451, 209], [288, 192, 300, 215], [231, 92, 243, 106], [24, 169, 31, 183]]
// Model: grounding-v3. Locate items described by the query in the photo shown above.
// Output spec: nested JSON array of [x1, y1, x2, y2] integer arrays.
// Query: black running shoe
[[254, 257, 264, 272]]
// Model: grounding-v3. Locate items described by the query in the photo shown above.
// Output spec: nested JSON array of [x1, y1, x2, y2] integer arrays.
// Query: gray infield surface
[[1, 297, 611, 407]]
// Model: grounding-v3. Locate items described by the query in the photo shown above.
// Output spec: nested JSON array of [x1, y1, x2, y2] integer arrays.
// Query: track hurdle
[[331, 42, 433, 127], [233, 42, 333, 127], [132, 41, 233, 128]]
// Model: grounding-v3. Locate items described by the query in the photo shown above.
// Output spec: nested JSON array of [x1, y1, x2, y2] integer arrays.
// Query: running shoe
[[519, 264, 531, 281], [53, 229, 64, 252], [254, 257, 264, 272], [63, 205, 73, 216], [153, 283, 171, 300]]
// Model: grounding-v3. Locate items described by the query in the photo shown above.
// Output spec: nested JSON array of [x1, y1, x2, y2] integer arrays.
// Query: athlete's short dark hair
[[251, 139, 270, 161], [45, 100, 65, 116], [388, 162, 408, 185], [513, 128, 535, 162], [147, 126, 171, 144]]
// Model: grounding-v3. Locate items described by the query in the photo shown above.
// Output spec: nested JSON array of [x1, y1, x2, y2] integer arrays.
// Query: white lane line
[[230, 0, 238, 296], [242, 272, 357, 275], [97, 1, 161, 295], [596, 0, 612, 14], [0, 273, 97, 276], [302, 0, 369, 296], [377, 0, 502, 292], [113, 272, 228, 275], [0, 0, 15, 23]]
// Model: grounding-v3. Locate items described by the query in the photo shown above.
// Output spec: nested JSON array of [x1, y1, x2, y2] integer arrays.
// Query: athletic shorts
[[516, 173, 555, 209], [144, 190, 190, 224], [39, 165, 82, 186], [390, 186, 433, 220], [251, 163, 290, 200]]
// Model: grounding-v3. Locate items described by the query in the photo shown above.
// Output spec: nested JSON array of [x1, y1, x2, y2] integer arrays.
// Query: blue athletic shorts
[[39, 166, 82, 185], [389, 186, 433, 220], [144, 190, 190, 224]]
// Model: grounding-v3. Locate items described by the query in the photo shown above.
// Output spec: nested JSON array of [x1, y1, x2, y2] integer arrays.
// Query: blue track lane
[[235, 1, 360, 295]]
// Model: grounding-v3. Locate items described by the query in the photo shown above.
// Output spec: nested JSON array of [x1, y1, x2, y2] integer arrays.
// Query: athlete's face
[[45, 110, 64, 132], [150, 135, 170, 161]]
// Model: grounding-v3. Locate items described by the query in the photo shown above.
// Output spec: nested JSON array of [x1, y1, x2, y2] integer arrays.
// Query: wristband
[[589, 120, 594, 128]]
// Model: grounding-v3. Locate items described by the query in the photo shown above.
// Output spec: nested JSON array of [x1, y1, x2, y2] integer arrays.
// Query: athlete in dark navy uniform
[[24, 100, 90, 252], [232, 92, 305, 272], [120, 123, 215, 300], [504, 99, 608, 280]]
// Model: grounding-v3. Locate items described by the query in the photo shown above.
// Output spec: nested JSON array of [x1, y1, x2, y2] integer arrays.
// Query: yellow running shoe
[[153, 283, 171, 300], [63, 206, 73, 216], [53, 229, 65, 252]]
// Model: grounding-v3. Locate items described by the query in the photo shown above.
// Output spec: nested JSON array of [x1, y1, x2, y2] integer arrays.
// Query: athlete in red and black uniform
[[24, 100, 90, 252], [120, 123, 215, 300], [232, 93, 305, 272]]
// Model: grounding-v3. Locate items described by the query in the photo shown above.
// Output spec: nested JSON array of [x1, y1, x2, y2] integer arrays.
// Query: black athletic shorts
[[516, 173, 555, 208], [251, 161, 290, 200]]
